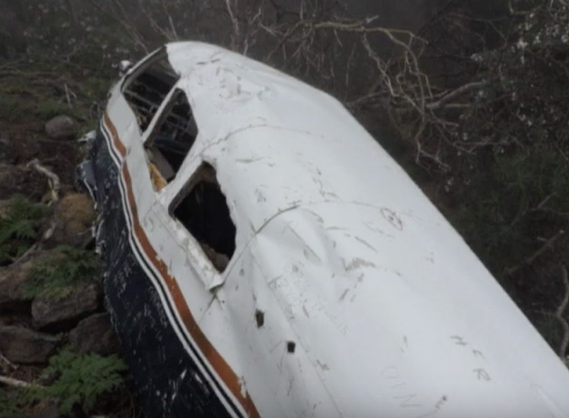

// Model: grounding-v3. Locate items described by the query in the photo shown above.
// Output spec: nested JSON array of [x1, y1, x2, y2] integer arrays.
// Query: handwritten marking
[[472, 349, 485, 359], [395, 394, 422, 408], [381, 208, 404, 231], [450, 335, 468, 346], [473, 368, 491, 381]]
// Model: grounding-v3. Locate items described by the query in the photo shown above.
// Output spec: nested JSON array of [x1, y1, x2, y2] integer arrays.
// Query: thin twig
[[226, 0, 241, 51], [504, 230, 565, 276], [427, 80, 490, 110], [12, 213, 60, 267], [64, 84, 73, 108], [0, 353, 17, 373], [10, 243, 39, 266]]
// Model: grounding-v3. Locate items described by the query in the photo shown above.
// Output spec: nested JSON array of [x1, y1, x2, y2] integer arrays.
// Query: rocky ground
[[0, 83, 142, 416]]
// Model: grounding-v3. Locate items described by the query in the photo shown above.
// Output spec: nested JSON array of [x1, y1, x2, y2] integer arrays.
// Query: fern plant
[[23, 245, 101, 299], [0, 388, 28, 418], [0, 194, 45, 265], [27, 349, 128, 415]]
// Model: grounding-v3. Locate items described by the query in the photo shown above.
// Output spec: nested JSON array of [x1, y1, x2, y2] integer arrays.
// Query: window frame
[[167, 161, 237, 286], [120, 46, 180, 135], [121, 46, 168, 94], [141, 88, 199, 191], [142, 87, 184, 145]]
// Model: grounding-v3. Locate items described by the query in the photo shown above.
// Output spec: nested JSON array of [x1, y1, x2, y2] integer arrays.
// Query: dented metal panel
[[78, 41, 569, 418]]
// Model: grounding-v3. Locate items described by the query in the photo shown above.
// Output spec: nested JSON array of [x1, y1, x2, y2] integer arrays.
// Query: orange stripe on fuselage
[[104, 112, 261, 418], [103, 113, 126, 157]]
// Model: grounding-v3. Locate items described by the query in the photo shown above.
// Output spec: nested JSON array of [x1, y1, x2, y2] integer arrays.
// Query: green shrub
[[0, 388, 27, 418], [23, 246, 101, 299], [0, 96, 29, 122], [36, 100, 72, 120], [0, 194, 45, 265], [27, 349, 128, 415], [85, 77, 111, 101]]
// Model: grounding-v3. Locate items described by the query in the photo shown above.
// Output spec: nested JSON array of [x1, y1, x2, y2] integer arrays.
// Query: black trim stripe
[[99, 120, 248, 418]]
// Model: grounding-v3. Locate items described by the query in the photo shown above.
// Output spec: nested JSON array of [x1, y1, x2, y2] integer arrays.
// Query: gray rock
[[31, 281, 101, 331], [0, 258, 34, 311], [69, 313, 120, 356], [44, 115, 78, 140], [0, 325, 60, 364]]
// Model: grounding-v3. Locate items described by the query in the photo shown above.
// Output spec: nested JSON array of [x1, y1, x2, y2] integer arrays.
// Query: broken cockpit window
[[171, 163, 236, 273], [145, 89, 198, 190], [122, 47, 180, 132]]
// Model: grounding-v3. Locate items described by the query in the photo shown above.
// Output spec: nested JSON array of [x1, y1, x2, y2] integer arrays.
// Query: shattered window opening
[[122, 48, 180, 132], [171, 163, 236, 273], [144, 89, 198, 189]]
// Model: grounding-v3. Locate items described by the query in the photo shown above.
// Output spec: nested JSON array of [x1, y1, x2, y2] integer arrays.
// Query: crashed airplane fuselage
[[78, 42, 569, 418]]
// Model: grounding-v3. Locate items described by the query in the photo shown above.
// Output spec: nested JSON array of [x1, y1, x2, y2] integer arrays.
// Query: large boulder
[[31, 281, 101, 331], [45, 115, 78, 140], [0, 325, 60, 364], [43, 193, 95, 248], [69, 313, 120, 356], [0, 164, 46, 200], [0, 258, 34, 311]]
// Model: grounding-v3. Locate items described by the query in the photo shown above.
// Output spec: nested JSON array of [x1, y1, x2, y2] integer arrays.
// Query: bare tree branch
[[226, 0, 241, 51], [427, 80, 491, 110], [83, 0, 150, 53], [504, 230, 565, 276], [0, 353, 17, 373]]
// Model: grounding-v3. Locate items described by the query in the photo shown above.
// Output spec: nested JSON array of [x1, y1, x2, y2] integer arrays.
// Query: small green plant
[[35, 100, 72, 120], [0, 96, 29, 122], [85, 77, 111, 101], [23, 246, 101, 299], [0, 388, 28, 418], [0, 194, 45, 265], [27, 349, 128, 415]]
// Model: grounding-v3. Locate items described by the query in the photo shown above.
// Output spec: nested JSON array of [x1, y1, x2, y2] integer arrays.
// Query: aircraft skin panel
[[76, 41, 569, 418], [85, 123, 238, 418], [247, 204, 569, 417], [95, 110, 337, 418]]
